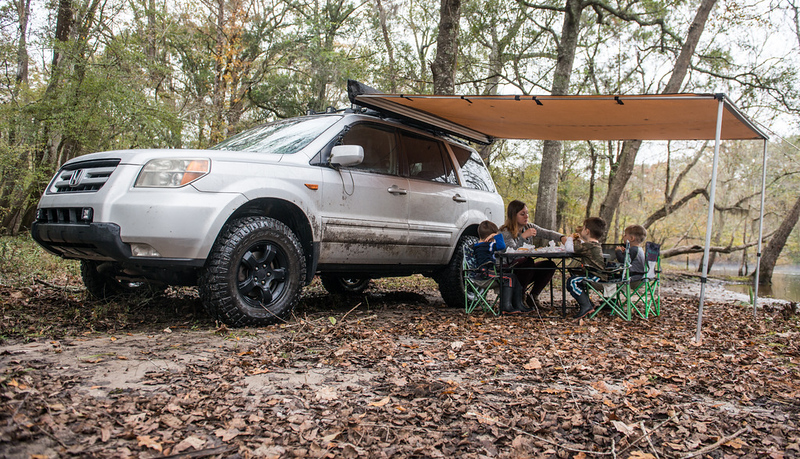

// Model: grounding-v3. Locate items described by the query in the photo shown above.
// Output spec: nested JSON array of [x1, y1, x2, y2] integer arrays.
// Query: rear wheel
[[436, 235, 478, 308], [320, 275, 371, 294], [200, 216, 305, 327]]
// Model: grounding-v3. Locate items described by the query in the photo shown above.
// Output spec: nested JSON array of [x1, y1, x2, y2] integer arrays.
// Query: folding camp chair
[[630, 241, 662, 317], [586, 242, 635, 320], [463, 242, 501, 315]]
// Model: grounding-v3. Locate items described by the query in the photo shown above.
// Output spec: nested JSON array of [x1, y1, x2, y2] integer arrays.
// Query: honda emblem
[[69, 169, 84, 187]]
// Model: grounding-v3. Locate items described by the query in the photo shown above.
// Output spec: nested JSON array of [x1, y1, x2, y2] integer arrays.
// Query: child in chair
[[473, 221, 529, 314], [474, 221, 505, 271], [616, 224, 647, 283], [566, 217, 607, 319]]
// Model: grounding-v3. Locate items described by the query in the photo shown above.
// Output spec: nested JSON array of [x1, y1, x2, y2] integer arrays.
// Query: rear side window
[[340, 123, 399, 175], [451, 145, 496, 192], [401, 132, 457, 184]]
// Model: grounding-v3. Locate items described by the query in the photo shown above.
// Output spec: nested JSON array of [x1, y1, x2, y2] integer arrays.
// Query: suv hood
[[64, 149, 289, 167]]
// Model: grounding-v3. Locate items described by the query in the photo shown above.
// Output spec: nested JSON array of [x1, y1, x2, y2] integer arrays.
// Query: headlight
[[134, 159, 210, 188]]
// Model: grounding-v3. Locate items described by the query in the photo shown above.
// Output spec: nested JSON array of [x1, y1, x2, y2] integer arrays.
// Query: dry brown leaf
[[137, 435, 163, 452], [591, 380, 610, 393], [215, 427, 241, 441], [611, 420, 635, 436], [316, 387, 338, 401], [523, 358, 542, 370], [724, 437, 746, 449], [369, 396, 391, 407], [160, 414, 183, 429], [173, 435, 205, 453]]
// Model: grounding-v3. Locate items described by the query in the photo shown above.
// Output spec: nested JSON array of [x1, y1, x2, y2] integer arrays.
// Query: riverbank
[[661, 270, 795, 308]]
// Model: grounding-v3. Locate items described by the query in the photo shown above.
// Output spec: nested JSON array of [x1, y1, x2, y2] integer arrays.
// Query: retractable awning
[[347, 80, 768, 144], [347, 80, 770, 343]]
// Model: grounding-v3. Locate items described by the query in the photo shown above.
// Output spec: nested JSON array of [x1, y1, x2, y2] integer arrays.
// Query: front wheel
[[436, 235, 478, 308], [199, 217, 306, 327]]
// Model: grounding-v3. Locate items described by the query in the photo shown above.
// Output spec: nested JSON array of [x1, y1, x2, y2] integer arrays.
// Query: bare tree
[[519, 0, 691, 230], [597, 0, 718, 231], [756, 0, 800, 284]]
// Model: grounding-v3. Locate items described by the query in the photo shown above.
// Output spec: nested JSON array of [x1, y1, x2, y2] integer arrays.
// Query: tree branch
[[661, 231, 776, 258]]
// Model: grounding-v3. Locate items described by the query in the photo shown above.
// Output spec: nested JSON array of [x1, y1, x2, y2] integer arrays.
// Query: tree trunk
[[598, 139, 642, 233], [596, 0, 717, 228], [431, 0, 461, 95], [758, 194, 800, 284], [211, 0, 227, 144], [46, 0, 74, 96], [15, 0, 31, 87], [375, 0, 397, 93], [534, 0, 582, 230], [738, 219, 749, 276], [585, 141, 598, 220]]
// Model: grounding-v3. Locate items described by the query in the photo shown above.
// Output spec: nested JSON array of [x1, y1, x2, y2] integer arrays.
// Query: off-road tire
[[199, 216, 306, 327], [437, 234, 478, 308], [319, 275, 371, 295], [81, 260, 158, 300]]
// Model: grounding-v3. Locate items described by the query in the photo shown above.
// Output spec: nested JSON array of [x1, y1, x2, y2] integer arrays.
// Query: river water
[[713, 265, 800, 303]]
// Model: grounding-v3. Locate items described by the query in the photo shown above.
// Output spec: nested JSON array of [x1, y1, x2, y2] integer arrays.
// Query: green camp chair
[[586, 242, 634, 320], [463, 241, 501, 316], [630, 241, 661, 318]]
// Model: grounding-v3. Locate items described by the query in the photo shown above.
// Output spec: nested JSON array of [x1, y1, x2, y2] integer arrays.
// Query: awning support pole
[[753, 140, 769, 317], [696, 97, 725, 343]]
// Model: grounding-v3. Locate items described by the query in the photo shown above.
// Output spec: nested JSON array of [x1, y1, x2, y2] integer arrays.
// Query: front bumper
[[31, 221, 205, 268]]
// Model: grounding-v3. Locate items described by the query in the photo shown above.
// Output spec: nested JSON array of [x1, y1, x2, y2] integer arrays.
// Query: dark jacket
[[568, 240, 606, 280], [473, 234, 506, 269]]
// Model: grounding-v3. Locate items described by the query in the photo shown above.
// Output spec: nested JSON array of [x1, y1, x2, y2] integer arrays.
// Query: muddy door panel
[[319, 170, 410, 264]]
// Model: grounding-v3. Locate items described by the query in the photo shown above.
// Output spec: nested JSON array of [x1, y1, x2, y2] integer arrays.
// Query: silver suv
[[32, 108, 504, 326]]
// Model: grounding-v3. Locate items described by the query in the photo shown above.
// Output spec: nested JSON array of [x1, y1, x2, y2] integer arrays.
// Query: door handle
[[387, 185, 407, 195], [452, 194, 467, 203]]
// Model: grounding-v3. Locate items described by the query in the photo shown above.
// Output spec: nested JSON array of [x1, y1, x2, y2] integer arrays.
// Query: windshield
[[210, 116, 341, 154]]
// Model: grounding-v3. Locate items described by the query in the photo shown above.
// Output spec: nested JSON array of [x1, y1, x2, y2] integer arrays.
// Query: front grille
[[49, 159, 121, 193], [36, 207, 92, 224]]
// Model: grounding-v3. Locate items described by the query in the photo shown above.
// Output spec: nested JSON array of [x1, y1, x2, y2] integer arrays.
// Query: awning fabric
[[347, 80, 768, 144], [348, 80, 771, 342]]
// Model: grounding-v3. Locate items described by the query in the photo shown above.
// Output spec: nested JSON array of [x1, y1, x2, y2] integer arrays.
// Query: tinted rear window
[[451, 145, 496, 192]]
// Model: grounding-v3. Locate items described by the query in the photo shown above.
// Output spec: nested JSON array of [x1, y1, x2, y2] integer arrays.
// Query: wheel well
[[462, 224, 479, 239], [226, 199, 314, 282]]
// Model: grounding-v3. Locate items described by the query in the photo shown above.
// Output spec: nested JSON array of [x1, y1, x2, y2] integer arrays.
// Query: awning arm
[[696, 97, 725, 343], [753, 139, 769, 316]]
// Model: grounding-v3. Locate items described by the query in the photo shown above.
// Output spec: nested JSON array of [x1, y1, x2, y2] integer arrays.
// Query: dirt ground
[[1, 274, 799, 458]]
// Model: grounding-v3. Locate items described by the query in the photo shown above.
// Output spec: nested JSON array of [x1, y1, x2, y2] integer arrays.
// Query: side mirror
[[329, 145, 364, 167]]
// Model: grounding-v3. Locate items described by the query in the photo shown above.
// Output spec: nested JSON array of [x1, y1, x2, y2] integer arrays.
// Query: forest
[[1, 0, 799, 278]]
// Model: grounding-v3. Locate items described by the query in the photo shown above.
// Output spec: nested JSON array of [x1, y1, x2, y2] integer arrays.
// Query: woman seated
[[498, 200, 567, 309]]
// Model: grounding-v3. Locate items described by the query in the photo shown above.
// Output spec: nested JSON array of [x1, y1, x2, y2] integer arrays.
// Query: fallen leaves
[[1, 277, 799, 458]]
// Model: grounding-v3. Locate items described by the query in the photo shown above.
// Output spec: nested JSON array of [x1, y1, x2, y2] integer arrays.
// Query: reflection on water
[[723, 271, 800, 303]]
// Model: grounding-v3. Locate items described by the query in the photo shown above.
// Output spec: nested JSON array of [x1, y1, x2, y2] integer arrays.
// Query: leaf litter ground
[[1, 274, 799, 458]]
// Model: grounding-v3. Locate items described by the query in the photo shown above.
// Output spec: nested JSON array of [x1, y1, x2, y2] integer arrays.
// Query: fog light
[[80, 207, 93, 221], [130, 243, 161, 257]]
